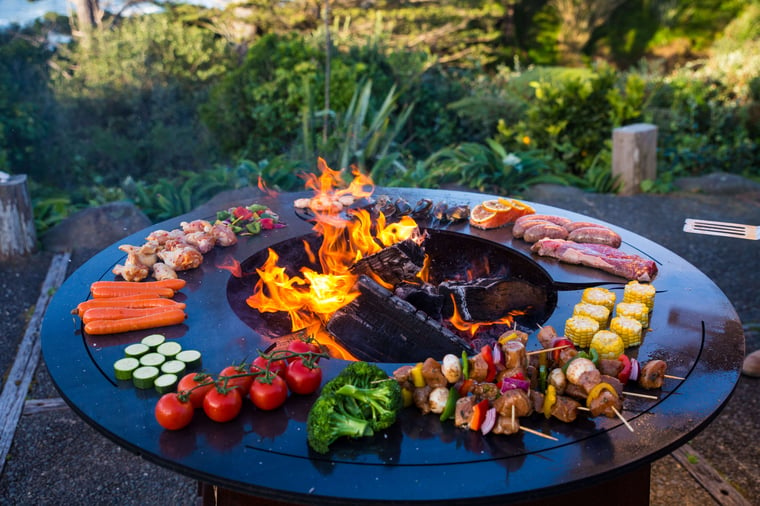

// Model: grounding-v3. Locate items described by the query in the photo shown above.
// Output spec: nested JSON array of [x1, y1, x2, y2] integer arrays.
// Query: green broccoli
[[306, 362, 403, 454], [307, 392, 374, 454]]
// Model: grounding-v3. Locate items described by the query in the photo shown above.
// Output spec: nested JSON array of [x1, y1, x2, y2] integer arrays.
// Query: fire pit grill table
[[40, 188, 744, 505]]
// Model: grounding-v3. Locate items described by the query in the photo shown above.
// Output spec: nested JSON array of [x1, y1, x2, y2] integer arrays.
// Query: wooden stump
[[0, 174, 37, 260], [612, 123, 658, 195]]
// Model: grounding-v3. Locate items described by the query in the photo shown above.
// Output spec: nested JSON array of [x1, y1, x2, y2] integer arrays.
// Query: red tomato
[[219, 365, 253, 396], [285, 358, 323, 395], [249, 374, 288, 411], [286, 339, 320, 362], [251, 355, 287, 379], [203, 387, 243, 423], [155, 393, 194, 430], [177, 372, 215, 409]]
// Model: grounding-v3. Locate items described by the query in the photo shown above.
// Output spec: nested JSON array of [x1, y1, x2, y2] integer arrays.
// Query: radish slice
[[481, 407, 498, 435]]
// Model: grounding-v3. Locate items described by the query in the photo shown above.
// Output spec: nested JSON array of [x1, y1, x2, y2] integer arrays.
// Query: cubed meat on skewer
[[493, 389, 533, 418], [589, 389, 623, 418], [422, 357, 447, 388], [413, 385, 432, 414], [455, 396, 477, 428], [492, 415, 520, 435], [639, 359, 667, 389]]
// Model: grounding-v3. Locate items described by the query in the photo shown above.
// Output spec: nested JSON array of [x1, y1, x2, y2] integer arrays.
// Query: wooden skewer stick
[[578, 406, 590, 412], [623, 391, 659, 400], [612, 406, 634, 432], [520, 426, 558, 441], [526, 344, 570, 356], [664, 374, 685, 380]]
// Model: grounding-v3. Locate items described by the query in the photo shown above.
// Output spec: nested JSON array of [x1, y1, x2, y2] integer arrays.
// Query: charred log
[[326, 275, 474, 363], [439, 277, 549, 321], [393, 282, 445, 320], [349, 237, 426, 287]]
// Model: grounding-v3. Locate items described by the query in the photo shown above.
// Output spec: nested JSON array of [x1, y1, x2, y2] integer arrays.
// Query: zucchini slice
[[154, 373, 179, 394], [132, 366, 159, 389], [156, 341, 182, 359], [139, 352, 166, 368], [124, 343, 150, 358], [175, 349, 202, 369], [141, 333, 166, 350], [113, 357, 140, 381], [160, 360, 186, 377]]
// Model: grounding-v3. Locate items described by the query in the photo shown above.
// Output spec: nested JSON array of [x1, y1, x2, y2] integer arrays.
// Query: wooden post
[[0, 173, 37, 260], [612, 123, 658, 195]]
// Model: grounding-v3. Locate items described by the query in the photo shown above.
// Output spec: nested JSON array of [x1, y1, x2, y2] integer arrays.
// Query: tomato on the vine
[[286, 339, 321, 362], [249, 374, 288, 411], [203, 387, 243, 423], [219, 365, 253, 395], [155, 393, 194, 430], [177, 372, 215, 409], [251, 355, 287, 379], [285, 358, 322, 395]]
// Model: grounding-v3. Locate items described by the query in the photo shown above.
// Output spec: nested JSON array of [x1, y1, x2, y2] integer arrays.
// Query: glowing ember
[[447, 294, 526, 337]]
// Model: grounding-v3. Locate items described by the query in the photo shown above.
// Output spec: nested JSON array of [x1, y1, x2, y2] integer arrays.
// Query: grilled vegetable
[[590, 330, 625, 360], [306, 392, 374, 454], [581, 287, 616, 311], [564, 315, 600, 347], [615, 302, 649, 328], [573, 302, 610, 328], [610, 315, 643, 347], [623, 280, 656, 311]]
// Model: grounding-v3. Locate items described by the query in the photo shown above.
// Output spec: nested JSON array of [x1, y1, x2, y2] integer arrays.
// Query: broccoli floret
[[306, 362, 403, 453], [334, 380, 402, 430], [307, 392, 374, 454]]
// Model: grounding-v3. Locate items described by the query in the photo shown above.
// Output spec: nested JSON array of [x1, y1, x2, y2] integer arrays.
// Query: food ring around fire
[[45, 188, 743, 504]]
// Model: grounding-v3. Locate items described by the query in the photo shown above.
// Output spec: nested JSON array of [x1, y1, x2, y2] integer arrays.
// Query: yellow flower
[[522, 136, 531, 145]]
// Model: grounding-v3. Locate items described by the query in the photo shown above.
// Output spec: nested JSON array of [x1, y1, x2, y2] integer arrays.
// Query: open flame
[[246, 159, 420, 342], [447, 295, 527, 337]]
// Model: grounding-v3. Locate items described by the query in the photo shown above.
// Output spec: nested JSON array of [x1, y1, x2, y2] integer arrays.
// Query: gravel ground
[[1, 174, 758, 505]]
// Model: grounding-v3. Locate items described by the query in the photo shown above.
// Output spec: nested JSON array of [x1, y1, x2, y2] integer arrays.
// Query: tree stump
[[612, 123, 658, 195], [0, 174, 37, 260]]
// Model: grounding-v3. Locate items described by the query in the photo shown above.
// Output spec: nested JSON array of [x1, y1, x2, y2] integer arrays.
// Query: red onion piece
[[481, 407, 497, 435], [492, 343, 504, 366], [500, 376, 530, 393], [630, 359, 640, 382]]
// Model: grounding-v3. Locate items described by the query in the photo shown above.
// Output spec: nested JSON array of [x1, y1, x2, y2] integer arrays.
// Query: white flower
[[502, 153, 521, 166]]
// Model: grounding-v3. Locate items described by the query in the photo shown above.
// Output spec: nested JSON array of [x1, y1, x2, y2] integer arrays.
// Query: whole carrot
[[82, 306, 185, 325], [73, 297, 185, 317], [84, 309, 187, 335], [90, 285, 175, 298], [90, 279, 186, 291]]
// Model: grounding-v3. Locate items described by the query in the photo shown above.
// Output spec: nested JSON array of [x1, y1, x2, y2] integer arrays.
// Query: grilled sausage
[[513, 214, 572, 237], [523, 223, 569, 243], [563, 221, 608, 233], [567, 226, 622, 248]]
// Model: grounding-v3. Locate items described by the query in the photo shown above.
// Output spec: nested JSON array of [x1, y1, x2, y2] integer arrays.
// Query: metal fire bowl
[[41, 187, 744, 505]]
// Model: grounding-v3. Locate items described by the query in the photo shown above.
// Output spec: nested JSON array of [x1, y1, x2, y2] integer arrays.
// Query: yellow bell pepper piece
[[585, 382, 618, 408], [543, 384, 557, 419], [410, 362, 426, 388]]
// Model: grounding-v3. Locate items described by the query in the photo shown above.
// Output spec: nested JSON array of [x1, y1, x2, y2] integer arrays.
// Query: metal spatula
[[683, 218, 759, 240]]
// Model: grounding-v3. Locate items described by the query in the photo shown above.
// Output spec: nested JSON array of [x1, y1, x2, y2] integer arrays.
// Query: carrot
[[84, 309, 187, 335], [90, 285, 175, 298], [90, 279, 186, 291], [73, 297, 185, 317], [81, 306, 185, 325]]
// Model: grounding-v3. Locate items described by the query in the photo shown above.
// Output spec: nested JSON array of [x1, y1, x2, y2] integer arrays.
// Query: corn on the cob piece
[[623, 280, 655, 311], [564, 315, 600, 348], [590, 330, 625, 360], [581, 287, 616, 311], [616, 301, 649, 328], [573, 302, 610, 329], [610, 315, 643, 347]]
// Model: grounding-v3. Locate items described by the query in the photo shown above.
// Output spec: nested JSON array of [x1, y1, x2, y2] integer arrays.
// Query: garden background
[[1, 0, 758, 233]]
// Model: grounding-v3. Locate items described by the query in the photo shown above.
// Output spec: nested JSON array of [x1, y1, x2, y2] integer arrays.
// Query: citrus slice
[[482, 199, 513, 213], [469, 204, 511, 230]]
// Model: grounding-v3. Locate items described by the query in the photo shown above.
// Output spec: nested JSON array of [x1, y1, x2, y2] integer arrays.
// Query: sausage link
[[523, 223, 569, 243], [564, 221, 607, 233], [567, 226, 622, 248]]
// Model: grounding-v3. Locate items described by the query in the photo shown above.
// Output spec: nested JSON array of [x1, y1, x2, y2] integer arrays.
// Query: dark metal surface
[[40, 188, 744, 505]]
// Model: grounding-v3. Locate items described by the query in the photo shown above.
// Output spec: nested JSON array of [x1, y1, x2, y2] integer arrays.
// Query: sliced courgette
[[175, 349, 202, 369], [139, 352, 166, 368], [124, 343, 149, 359], [132, 366, 159, 389], [141, 333, 166, 350], [160, 359, 186, 376], [156, 341, 182, 359], [113, 357, 140, 381], [154, 373, 179, 394]]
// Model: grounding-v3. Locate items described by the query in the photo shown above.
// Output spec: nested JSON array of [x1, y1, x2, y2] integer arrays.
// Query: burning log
[[349, 236, 426, 287], [438, 277, 549, 322], [326, 275, 475, 363], [394, 282, 445, 320]]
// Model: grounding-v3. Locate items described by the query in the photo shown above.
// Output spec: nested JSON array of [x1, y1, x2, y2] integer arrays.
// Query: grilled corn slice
[[564, 315, 600, 348], [616, 301, 649, 328], [590, 330, 625, 360], [623, 281, 655, 311], [610, 315, 643, 347], [573, 302, 610, 329], [581, 287, 616, 311]]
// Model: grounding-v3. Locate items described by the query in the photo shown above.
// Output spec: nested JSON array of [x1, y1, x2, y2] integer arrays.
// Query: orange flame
[[217, 255, 243, 278], [447, 294, 526, 337], [247, 160, 420, 340], [258, 175, 279, 198]]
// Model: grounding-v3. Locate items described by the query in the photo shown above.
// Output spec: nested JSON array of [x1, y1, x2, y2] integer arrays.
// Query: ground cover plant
[[0, 0, 757, 233]]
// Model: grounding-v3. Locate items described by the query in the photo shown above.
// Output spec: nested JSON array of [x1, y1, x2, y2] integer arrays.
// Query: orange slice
[[482, 199, 513, 213], [469, 204, 511, 230]]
